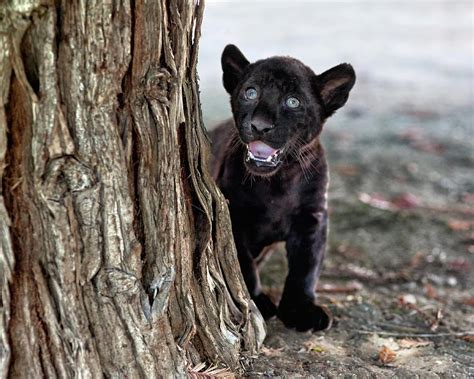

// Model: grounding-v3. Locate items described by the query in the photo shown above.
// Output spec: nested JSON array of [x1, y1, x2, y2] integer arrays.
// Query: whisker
[[242, 170, 251, 185], [290, 148, 310, 182], [288, 135, 323, 180], [228, 131, 244, 154]]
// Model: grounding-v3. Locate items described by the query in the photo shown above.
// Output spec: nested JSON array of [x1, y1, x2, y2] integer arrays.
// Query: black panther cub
[[210, 45, 355, 331]]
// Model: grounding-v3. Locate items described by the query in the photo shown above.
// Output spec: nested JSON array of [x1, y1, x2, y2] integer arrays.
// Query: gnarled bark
[[0, 1, 265, 377]]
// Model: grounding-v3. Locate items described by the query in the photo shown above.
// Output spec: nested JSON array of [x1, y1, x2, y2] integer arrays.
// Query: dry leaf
[[188, 363, 234, 379], [301, 340, 315, 352], [260, 346, 284, 356], [462, 193, 474, 204], [398, 128, 424, 141], [398, 338, 432, 348], [329, 130, 352, 142], [398, 128, 444, 154], [311, 345, 325, 353], [409, 251, 425, 270], [462, 335, 474, 343], [462, 298, 474, 307], [398, 294, 417, 306], [411, 141, 444, 154], [300, 340, 325, 353], [378, 346, 397, 364], [424, 283, 438, 299], [336, 243, 361, 258], [335, 164, 359, 177], [446, 257, 471, 272], [402, 109, 437, 120], [317, 282, 362, 294], [391, 193, 421, 209], [345, 264, 379, 280], [359, 192, 421, 211], [429, 308, 443, 332], [448, 219, 473, 231], [359, 192, 392, 210]]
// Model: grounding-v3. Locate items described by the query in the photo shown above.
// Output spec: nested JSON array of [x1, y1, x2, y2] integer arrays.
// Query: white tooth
[[245, 146, 284, 166]]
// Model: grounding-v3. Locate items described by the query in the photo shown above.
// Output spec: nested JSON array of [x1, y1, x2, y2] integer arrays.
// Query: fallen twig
[[416, 204, 474, 216], [374, 322, 427, 333], [356, 330, 474, 338], [323, 266, 416, 285], [188, 362, 234, 378], [359, 193, 474, 216], [317, 282, 362, 293]]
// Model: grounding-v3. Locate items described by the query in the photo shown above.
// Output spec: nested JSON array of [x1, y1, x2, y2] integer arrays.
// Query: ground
[[198, 2, 473, 376], [242, 105, 474, 378], [203, 105, 474, 377]]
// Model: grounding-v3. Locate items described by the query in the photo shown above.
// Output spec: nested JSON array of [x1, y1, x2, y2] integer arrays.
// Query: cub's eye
[[286, 97, 300, 109], [245, 87, 258, 100]]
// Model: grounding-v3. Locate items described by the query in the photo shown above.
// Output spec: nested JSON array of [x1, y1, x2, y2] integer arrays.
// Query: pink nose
[[248, 141, 278, 159]]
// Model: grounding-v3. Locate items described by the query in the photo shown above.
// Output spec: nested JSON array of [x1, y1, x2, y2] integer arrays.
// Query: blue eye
[[245, 87, 258, 100], [286, 97, 300, 109]]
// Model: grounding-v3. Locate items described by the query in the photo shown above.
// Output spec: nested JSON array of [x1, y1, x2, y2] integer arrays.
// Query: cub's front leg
[[278, 209, 332, 331], [234, 239, 278, 319]]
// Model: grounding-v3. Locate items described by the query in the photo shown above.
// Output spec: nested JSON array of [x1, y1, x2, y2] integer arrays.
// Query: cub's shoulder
[[208, 118, 235, 178]]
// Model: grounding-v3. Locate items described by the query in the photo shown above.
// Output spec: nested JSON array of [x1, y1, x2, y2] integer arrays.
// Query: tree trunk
[[0, 1, 265, 377]]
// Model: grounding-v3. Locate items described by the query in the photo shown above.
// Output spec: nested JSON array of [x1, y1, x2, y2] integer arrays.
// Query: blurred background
[[198, 1, 473, 376], [199, 1, 472, 122]]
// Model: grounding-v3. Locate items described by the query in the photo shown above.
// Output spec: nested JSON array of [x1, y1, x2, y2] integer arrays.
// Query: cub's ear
[[315, 63, 356, 117], [221, 44, 250, 94]]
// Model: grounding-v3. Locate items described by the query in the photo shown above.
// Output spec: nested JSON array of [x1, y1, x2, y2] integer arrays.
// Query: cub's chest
[[224, 178, 301, 243]]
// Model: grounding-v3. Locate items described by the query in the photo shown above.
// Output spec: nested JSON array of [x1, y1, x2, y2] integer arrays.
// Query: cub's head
[[222, 44, 355, 176]]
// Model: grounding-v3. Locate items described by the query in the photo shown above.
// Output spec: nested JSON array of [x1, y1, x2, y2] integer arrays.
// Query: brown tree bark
[[0, 1, 265, 377]]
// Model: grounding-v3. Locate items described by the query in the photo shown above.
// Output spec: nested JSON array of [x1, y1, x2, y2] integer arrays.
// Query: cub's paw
[[253, 293, 277, 319], [278, 299, 332, 332]]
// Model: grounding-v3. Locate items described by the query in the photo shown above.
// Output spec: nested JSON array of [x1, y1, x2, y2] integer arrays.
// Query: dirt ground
[[241, 105, 474, 378], [203, 104, 473, 377]]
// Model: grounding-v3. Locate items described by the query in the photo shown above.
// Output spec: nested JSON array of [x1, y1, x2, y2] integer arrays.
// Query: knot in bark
[[96, 268, 141, 299], [144, 66, 173, 105]]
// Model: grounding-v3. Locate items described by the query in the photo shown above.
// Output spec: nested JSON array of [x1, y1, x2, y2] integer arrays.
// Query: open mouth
[[244, 141, 284, 173]]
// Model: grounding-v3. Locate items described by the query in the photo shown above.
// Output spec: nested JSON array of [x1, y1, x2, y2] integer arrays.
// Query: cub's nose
[[250, 117, 274, 134]]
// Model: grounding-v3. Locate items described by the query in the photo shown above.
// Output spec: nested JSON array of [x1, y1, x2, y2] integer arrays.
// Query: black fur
[[211, 44, 355, 331]]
